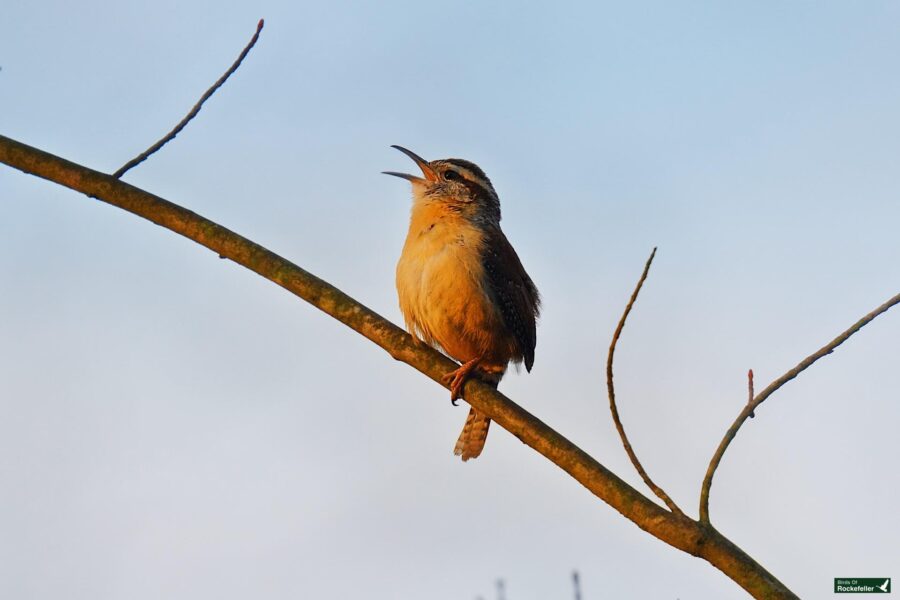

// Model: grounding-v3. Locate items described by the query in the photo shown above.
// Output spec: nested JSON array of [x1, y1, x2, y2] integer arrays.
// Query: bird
[[384, 145, 540, 461]]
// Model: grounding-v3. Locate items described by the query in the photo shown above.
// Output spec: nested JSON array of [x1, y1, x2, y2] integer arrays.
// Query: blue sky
[[2, 2, 899, 598]]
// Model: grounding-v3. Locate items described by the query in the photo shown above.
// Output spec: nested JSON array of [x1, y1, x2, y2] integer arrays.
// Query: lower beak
[[382, 171, 424, 183], [382, 145, 438, 183]]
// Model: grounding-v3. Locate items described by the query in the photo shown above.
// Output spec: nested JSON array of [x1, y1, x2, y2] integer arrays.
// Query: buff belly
[[396, 217, 508, 366]]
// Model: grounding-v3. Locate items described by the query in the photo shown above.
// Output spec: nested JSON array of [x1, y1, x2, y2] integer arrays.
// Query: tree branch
[[112, 18, 265, 179], [606, 248, 684, 517], [699, 292, 900, 523], [1, 133, 802, 599]]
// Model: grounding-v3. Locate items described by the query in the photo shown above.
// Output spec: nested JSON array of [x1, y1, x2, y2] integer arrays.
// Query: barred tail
[[453, 408, 491, 461]]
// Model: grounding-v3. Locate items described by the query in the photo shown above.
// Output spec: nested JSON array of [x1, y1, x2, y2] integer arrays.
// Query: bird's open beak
[[382, 145, 438, 183]]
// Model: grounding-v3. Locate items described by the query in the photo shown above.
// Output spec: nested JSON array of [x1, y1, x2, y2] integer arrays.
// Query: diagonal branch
[[112, 18, 265, 179], [1, 133, 802, 599], [606, 248, 684, 516], [699, 292, 900, 523]]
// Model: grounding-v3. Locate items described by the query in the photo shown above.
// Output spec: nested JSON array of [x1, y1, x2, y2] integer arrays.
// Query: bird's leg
[[441, 357, 481, 406]]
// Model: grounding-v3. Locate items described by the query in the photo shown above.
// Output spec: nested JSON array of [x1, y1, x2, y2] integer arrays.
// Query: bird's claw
[[441, 357, 480, 406], [440, 371, 463, 405]]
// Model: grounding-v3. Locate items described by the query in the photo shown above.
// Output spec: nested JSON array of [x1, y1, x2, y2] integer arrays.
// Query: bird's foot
[[441, 357, 481, 406]]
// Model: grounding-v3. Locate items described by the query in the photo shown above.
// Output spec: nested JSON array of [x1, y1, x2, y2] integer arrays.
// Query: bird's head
[[384, 145, 501, 222]]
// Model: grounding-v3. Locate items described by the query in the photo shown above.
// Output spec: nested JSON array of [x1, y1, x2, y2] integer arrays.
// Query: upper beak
[[382, 145, 438, 183]]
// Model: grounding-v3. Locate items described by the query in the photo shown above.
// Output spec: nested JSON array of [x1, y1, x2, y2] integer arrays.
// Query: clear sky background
[[2, 2, 898, 599]]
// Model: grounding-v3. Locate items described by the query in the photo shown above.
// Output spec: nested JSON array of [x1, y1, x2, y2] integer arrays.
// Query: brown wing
[[482, 227, 540, 370]]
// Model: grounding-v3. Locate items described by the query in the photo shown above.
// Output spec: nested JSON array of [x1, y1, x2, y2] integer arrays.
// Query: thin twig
[[113, 19, 265, 179], [606, 248, 684, 516], [699, 292, 900, 523], [747, 369, 755, 418]]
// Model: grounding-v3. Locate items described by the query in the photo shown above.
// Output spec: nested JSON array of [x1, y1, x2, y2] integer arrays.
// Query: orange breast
[[396, 206, 512, 366]]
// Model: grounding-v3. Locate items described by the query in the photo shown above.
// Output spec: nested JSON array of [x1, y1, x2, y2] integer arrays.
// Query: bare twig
[[748, 369, 755, 418], [606, 248, 684, 516], [112, 19, 265, 179], [699, 292, 900, 523], [1, 134, 800, 599]]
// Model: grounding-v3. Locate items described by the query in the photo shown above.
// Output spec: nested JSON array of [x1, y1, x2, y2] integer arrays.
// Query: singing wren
[[384, 146, 540, 461]]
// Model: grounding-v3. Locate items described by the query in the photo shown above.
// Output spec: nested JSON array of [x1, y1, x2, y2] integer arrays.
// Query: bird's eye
[[443, 170, 458, 181]]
